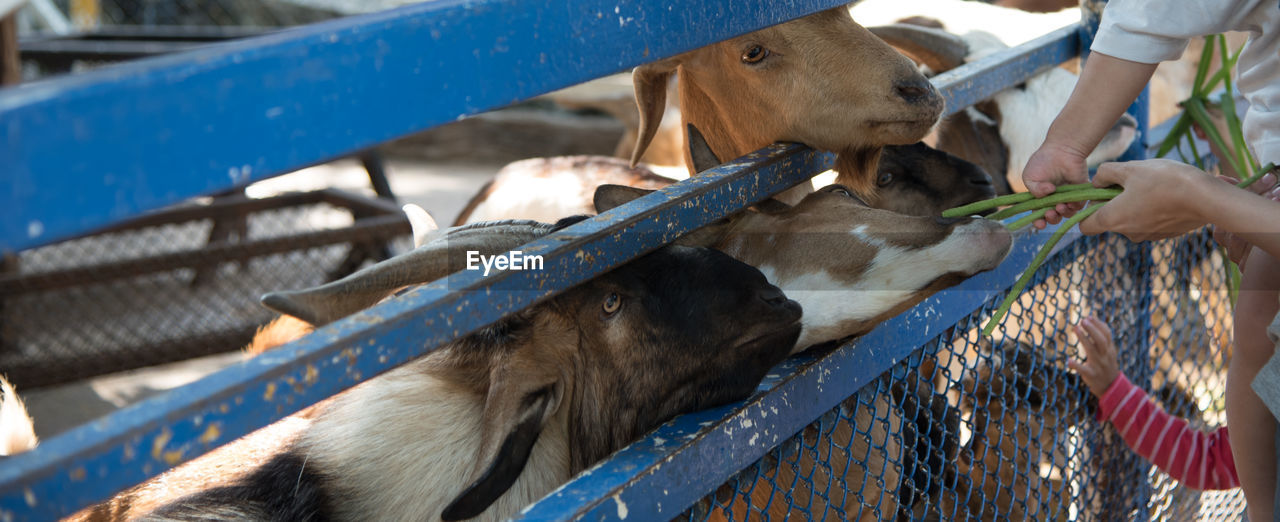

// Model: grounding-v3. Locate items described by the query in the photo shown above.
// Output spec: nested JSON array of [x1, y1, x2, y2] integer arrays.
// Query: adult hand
[[1023, 143, 1090, 229], [1211, 171, 1280, 271], [1077, 159, 1214, 241], [1068, 316, 1120, 398]]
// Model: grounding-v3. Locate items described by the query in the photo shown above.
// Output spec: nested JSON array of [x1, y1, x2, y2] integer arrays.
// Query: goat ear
[[441, 359, 565, 521], [593, 183, 739, 249], [631, 57, 680, 166], [686, 123, 722, 173], [593, 184, 654, 213], [674, 219, 736, 249], [753, 198, 792, 215]]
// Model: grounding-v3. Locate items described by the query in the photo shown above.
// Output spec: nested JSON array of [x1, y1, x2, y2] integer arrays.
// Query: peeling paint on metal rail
[[0, 0, 853, 252], [516, 221, 1091, 521], [0, 145, 831, 520]]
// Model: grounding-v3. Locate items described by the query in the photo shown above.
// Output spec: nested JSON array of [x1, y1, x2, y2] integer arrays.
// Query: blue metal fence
[[0, 0, 1243, 520]]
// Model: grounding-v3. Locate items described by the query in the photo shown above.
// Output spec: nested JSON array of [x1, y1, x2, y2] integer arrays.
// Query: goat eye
[[741, 45, 769, 64], [602, 293, 622, 315], [876, 171, 894, 187], [832, 187, 853, 198]]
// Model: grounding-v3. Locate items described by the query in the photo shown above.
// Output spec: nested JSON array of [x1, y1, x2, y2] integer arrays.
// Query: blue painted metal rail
[[0, 0, 859, 252], [0, 1, 1152, 520]]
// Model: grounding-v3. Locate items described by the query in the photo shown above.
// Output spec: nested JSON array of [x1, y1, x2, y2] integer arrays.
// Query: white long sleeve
[[1092, 0, 1280, 164]]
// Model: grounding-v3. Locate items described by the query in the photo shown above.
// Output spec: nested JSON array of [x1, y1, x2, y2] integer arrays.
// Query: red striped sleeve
[[1096, 374, 1239, 490]]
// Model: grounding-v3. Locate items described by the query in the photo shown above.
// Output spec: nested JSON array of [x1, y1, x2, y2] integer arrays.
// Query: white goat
[[0, 377, 36, 457], [850, 0, 1080, 48], [865, 19, 1137, 194]]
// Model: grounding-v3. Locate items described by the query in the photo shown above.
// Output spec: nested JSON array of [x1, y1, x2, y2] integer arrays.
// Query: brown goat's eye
[[831, 187, 853, 198], [602, 293, 621, 315], [741, 45, 769, 64], [877, 171, 895, 187]]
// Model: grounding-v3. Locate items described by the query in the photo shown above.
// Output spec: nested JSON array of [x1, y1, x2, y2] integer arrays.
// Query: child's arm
[[1077, 160, 1280, 260], [1096, 374, 1239, 490], [1073, 317, 1240, 490]]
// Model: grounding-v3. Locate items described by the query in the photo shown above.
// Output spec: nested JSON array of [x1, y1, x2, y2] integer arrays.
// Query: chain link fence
[[682, 229, 1242, 521], [0, 190, 410, 389], [73, 0, 336, 27]]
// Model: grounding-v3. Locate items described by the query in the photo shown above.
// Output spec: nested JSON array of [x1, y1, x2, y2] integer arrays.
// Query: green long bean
[[941, 183, 1104, 218], [982, 203, 1105, 336], [1006, 208, 1050, 231], [942, 193, 1035, 217], [1237, 162, 1277, 189], [986, 189, 1120, 221]]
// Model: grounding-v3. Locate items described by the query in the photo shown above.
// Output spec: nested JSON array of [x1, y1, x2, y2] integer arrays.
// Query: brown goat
[[630, 7, 943, 203], [922, 338, 1093, 520]]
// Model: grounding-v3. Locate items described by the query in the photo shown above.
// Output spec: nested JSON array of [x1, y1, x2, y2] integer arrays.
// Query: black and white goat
[[131, 218, 801, 521]]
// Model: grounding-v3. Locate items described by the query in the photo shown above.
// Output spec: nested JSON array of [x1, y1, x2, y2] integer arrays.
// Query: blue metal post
[[1080, 0, 1153, 518]]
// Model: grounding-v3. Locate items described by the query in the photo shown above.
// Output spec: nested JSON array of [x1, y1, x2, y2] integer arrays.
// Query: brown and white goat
[[594, 130, 1012, 352], [135, 219, 802, 521], [451, 138, 996, 226], [938, 338, 1093, 520], [630, 7, 945, 203]]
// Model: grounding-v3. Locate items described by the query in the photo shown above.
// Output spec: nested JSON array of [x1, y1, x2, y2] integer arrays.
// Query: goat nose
[[759, 285, 788, 307], [894, 79, 935, 103], [934, 215, 966, 226], [969, 174, 993, 186]]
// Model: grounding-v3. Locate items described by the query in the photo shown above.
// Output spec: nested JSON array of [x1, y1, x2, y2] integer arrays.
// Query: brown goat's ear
[[592, 184, 740, 249], [442, 356, 565, 521], [631, 57, 681, 166], [686, 123, 722, 173], [593, 184, 654, 214], [834, 147, 883, 202], [753, 198, 792, 215]]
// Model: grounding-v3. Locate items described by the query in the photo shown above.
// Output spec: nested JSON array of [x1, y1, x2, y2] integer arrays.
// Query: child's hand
[[1068, 316, 1120, 397]]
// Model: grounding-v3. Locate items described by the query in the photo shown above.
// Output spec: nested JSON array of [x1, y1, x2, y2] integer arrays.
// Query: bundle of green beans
[[1156, 34, 1256, 176], [1155, 34, 1257, 305], [943, 162, 1274, 336], [948, 34, 1268, 336]]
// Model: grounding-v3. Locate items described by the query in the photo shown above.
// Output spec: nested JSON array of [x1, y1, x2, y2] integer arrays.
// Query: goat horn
[[262, 221, 552, 326], [402, 204, 440, 248], [869, 24, 969, 74]]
